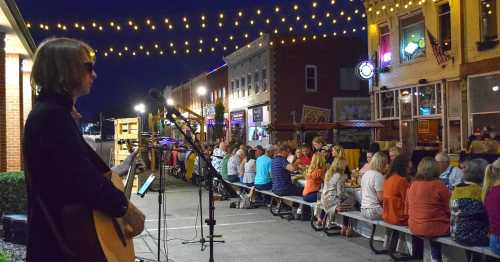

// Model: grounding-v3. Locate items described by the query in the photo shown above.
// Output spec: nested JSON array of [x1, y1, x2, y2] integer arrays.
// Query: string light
[[29, 4, 366, 36]]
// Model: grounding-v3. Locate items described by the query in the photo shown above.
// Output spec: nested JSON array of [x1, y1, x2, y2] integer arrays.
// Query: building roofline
[[4, 0, 36, 55]]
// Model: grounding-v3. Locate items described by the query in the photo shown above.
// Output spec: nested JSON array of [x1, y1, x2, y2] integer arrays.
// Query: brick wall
[[5, 53, 22, 171], [272, 36, 369, 141], [0, 33, 6, 172]]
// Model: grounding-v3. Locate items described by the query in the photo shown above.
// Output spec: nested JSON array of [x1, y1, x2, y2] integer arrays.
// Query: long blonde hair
[[482, 158, 500, 201], [306, 153, 326, 177], [332, 145, 345, 158], [325, 157, 347, 182]]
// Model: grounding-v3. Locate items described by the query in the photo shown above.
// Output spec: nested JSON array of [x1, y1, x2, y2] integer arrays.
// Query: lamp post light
[[134, 103, 146, 135], [166, 97, 175, 106], [196, 85, 207, 142]]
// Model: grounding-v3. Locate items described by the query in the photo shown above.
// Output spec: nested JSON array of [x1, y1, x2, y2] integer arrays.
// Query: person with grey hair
[[450, 159, 489, 255], [435, 152, 464, 190], [227, 148, 244, 182]]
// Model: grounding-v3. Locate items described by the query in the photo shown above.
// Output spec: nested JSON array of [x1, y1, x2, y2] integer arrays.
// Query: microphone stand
[[164, 109, 236, 262]]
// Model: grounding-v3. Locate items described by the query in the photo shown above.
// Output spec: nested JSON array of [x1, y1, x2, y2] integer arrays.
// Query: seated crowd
[[209, 138, 500, 261]]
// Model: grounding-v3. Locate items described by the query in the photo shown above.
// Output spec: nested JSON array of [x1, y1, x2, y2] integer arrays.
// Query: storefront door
[[401, 120, 416, 154]]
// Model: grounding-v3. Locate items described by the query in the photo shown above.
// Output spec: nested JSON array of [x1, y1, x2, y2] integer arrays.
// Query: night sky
[[16, 0, 366, 122]]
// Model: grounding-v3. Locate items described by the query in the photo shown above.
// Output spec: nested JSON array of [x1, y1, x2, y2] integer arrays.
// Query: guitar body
[[93, 172, 135, 262]]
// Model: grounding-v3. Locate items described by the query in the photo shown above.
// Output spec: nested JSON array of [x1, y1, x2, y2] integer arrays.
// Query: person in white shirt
[[243, 149, 257, 186], [228, 149, 244, 182], [361, 152, 389, 220], [435, 152, 463, 190]]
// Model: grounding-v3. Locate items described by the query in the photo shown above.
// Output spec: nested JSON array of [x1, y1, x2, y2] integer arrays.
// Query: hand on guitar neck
[[122, 202, 145, 238], [111, 148, 139, 177]]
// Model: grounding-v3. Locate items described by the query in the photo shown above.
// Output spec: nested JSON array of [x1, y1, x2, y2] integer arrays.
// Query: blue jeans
[[274, 184, 302, 196], [430, 241, 442, 261], [255, 182, 272, 190], [491, 234, 500, 256], [227, 175, 239, 182], [303, 192, 318, 202]]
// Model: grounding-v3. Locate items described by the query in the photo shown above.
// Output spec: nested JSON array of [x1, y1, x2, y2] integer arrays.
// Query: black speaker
[[2, 214, 28, 244]]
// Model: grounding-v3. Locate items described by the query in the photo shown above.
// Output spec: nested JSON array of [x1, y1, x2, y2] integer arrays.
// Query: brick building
[[224, 34, 369, 147], [365, 0, 500, 154], [0, 0, 36, 172], [206, 64, 229, 143]]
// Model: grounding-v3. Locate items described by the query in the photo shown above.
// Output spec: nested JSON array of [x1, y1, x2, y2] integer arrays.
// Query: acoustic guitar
[[62, 142, 139, 262]]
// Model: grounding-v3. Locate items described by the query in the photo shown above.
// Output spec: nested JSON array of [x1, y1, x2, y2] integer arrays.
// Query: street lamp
[[134, 103, 146, 114], [166, 98, 175, 106], [196, 85, 207, 142], [134, 103, 146, 135]]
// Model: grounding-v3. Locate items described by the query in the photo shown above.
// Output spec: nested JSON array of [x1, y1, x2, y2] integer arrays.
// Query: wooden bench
[[227, 181, 315, 219], [337, 211, 500, 261], [226, 181, 500, 261]]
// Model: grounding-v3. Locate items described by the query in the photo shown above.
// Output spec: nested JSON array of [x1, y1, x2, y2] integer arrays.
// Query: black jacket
[[23, 92, 128, 262]]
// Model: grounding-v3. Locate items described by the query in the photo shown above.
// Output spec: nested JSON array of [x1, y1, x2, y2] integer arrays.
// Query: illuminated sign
[[356, 61, 375, 80]]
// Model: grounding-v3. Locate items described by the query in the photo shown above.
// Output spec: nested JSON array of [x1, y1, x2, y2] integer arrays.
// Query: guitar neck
[[123, 155, 137, 200]]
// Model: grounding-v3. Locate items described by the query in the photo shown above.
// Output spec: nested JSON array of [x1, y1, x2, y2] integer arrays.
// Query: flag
[[426, 29, 451, 65]]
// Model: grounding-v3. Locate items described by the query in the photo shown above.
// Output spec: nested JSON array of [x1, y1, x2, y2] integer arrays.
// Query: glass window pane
[[379, 25, 392, 68], [469, 73, 500, 113], [395, 91, 400, 117], [439, 4, 451, 51], [247, 74, 252, 96], [400, 89, 412, 119], [307, 79, 316, 90], [481, 0, 498, 41], [418, 84, 437, 116], [241, 78, 246, 97], [254, 71, 260, 93], [381, 91, 395, 118], [400, 13, 426, 63], [436, 84, 442, 114]]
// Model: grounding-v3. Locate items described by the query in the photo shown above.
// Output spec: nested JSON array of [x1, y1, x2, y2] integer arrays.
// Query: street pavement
[[131, 176, 392, 262]]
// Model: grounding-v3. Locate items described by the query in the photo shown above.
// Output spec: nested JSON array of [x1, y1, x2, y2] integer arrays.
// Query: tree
[[214, 98, 225, 142]]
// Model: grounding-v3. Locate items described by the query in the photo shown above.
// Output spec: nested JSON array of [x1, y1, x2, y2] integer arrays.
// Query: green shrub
[[0, 250, 10, 262], [0, 172, 27, 216]]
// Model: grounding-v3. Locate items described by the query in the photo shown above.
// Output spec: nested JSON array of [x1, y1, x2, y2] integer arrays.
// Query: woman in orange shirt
[[303, 153, 326, 202], [383, 154, 410, 225], [407, 157, 451, 262]]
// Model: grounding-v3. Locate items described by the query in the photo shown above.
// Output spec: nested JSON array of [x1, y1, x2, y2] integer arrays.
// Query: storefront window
[[400, 88, 412, 119], [247, 106, 270, 146], [377, 120, 400, 141], [469, 73, 500, 132], [400, 12, 426, 63], [417, 84, 442, 116], [379, 24, 392, 68], [416, 118, 442, 147], [381, 91, 396, 118]]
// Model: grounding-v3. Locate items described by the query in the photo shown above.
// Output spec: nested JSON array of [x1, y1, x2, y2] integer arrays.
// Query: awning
[[269, 120, 384, 131]]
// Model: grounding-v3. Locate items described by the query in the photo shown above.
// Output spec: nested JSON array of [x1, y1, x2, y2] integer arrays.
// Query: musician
[[23, 38, 145, 261]]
